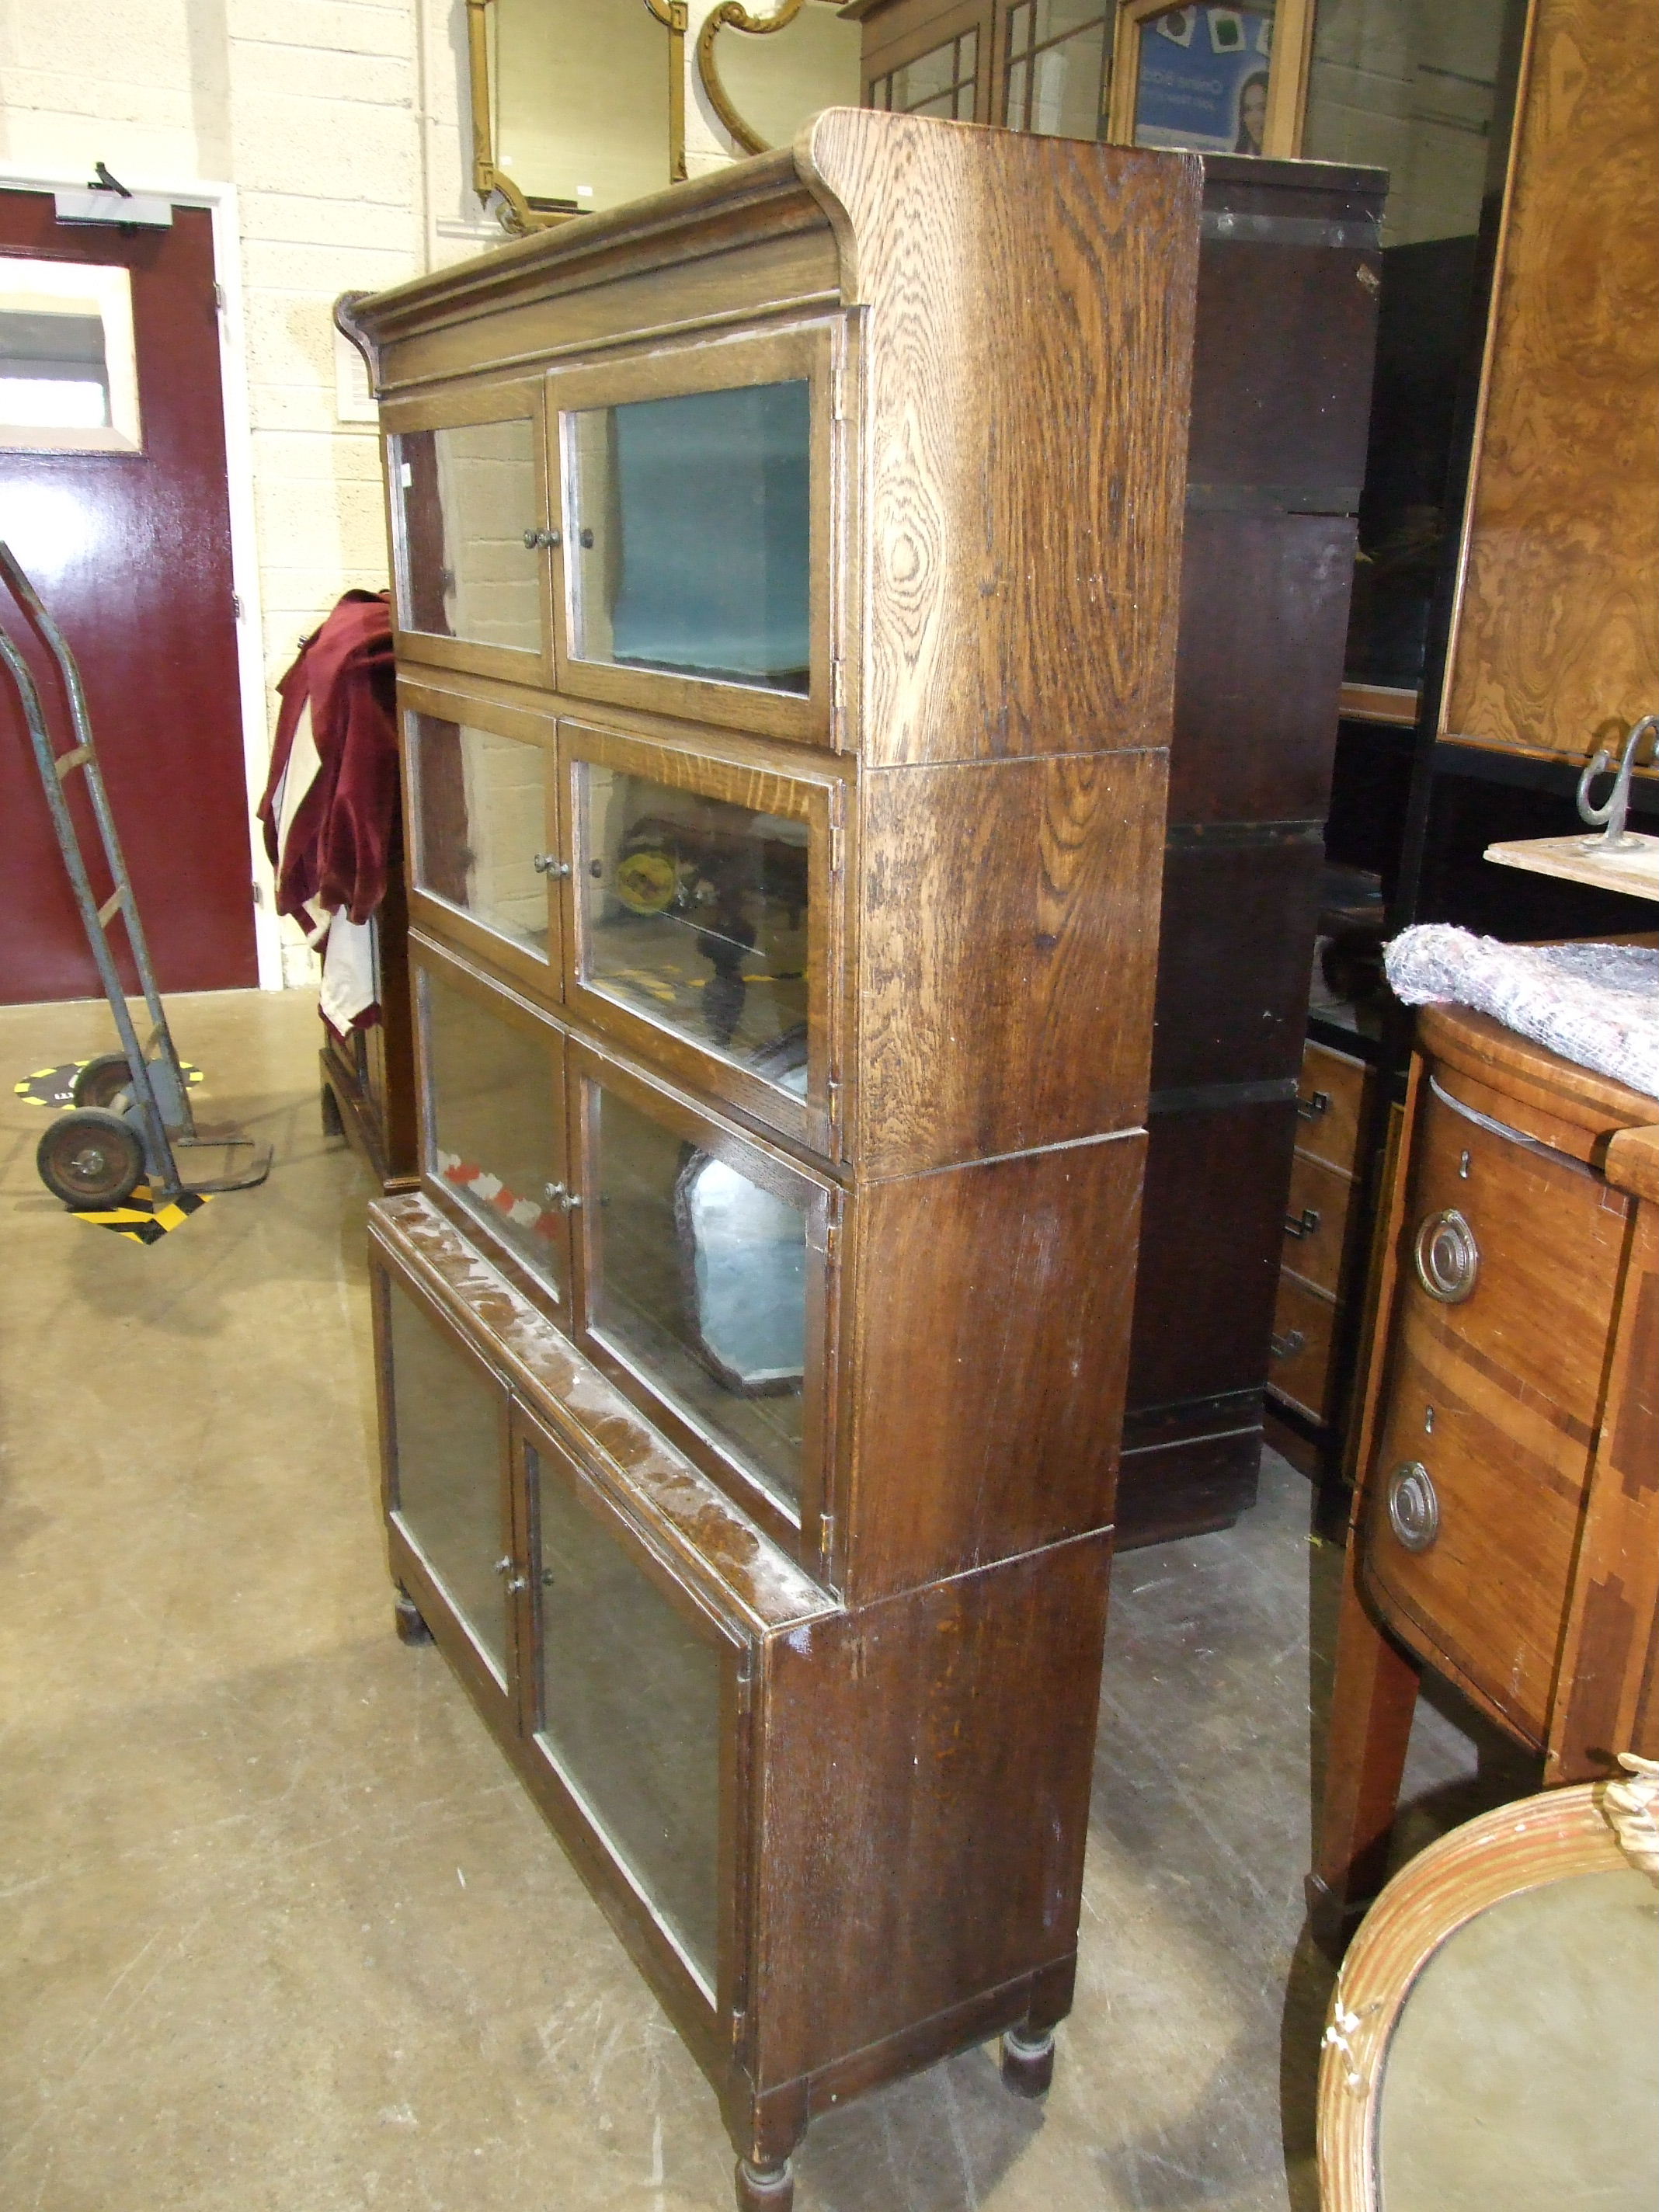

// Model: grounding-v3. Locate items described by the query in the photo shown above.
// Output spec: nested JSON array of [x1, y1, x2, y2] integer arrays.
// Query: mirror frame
[[696, 0, 816, 158], [466, 0, 689, 237], [1105, 0, 1314, 158]]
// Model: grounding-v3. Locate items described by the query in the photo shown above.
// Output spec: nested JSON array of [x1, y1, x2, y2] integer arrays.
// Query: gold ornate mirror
[[696, 0, 863, 157], [467, 0, 688, 235], [1106, 1, 1313, 158]]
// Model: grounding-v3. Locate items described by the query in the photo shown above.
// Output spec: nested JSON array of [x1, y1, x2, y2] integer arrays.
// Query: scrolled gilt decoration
[[1602, 1751, 1659, 1878], [697, 0, 809, 157]]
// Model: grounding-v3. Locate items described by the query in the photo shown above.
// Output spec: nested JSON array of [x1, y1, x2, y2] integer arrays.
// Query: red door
[[0, 189, 256, 1002]]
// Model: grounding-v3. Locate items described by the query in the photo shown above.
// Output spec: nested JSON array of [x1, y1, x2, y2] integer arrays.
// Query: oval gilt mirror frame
[[467, 0, 688, 237]]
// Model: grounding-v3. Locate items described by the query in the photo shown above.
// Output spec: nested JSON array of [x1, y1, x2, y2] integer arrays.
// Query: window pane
[[422, 967, 565, 1302], [889, 37, 958, 110], [578, 760, 811, 1088], [1028, 21, 1110, 137], [409, 712, 551, 962], [534, 1453, 724, 1988], [568, 382, 810, 694], [398, 419, 541, 651], [388, 1282, 506, 1677], [0, 259, 138, 453], [590, 1082, 806, 1516]]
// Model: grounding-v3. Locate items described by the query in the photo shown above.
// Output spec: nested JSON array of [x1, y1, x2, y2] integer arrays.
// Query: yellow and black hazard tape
[[14, 1060, 203, 1109], [71, 1184, 213, 1245]]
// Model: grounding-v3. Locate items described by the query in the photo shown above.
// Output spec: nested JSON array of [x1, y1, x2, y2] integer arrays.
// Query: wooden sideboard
[[1312, 1001, 1659, 1936], [341, 110, 1200, 2209]]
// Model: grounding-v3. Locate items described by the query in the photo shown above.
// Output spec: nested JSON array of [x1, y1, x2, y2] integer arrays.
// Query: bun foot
[[736, 2156, 794, 2211], [394, 1590, 433, 1645], [1000, 2026, 1056, 2099]]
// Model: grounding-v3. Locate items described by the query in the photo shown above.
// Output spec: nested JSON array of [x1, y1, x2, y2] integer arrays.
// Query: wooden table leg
[[1309, 1544, 1421, 1953]]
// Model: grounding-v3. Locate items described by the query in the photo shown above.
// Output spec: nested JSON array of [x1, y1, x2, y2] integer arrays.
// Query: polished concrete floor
[[0, 989, 1537, 2212]]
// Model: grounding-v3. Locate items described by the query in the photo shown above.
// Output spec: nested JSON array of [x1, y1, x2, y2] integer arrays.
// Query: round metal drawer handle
[[1386, 1461, 1440, 1553], [1414, 1207, 1480, 1303]]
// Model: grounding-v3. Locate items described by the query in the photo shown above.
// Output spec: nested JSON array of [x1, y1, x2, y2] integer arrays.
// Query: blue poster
[[1134, 7, 1275, 156]]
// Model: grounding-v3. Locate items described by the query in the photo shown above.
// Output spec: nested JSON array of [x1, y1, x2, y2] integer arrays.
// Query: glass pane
[[1007, 2, 1033, 61], [1006, 56, 1029, 126], [1028, 19, 1109, 138], [398, 419, 541, 651], [494, 0, 670, 214], [888, 37, 961, 113], [422, 967, 565, 1301], [534, 1453, 724, 1988], [0, 258, 139, 454], [1133, 4, 1276, 155], [1304, 0, 1528, 689], [578, 760, 811, 1087], [388, 1282, 506, 1676], [567, 381, 811, 694], [591, 1083, 807, 1515], [409, 713, 551, 962]]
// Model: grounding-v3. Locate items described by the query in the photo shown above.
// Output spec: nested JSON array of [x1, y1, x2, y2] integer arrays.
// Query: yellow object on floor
[[69, 1181, 213, 1243], [13, 1058, 203, 1108]]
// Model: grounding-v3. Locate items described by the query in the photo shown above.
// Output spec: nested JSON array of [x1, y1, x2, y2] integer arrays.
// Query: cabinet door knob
[[533, 853, 572, 878], [542, 1181, 582, 1212], [522, 527, 562, 549], [1386, 1461, 1440, 1552], [1414, 1208, 1479, 1303]]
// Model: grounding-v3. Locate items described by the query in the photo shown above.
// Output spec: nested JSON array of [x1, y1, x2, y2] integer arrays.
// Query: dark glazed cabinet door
[[379, 1269, 516, 1722], [569, 1040, 838, 1573], [517, 1404, 746, 2021], [545, 322, 841, 747], [413, 937, 572, 1317], [384, 375, 553, 690], [402, 682, 563, 999], [560, 716, 843, 1163]]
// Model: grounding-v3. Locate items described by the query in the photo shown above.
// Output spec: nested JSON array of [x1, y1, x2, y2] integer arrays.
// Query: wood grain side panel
[[798, 110, 1201, 764], [843, 1135, 1143, 1601], [1549, 1204, 1659, 1778], [854, 750, 1167, 1177], [753, 1534, 1111, 2088], [1440, 0, 1659, 760]]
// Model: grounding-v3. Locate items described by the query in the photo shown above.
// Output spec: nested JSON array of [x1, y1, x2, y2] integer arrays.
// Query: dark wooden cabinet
[[341, 110, 1200, 2207]]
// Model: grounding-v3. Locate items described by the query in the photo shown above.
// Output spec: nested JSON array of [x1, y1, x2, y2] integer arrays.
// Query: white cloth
[[1386, 925, 1659, 1098], [318, 910, 378, 1038]]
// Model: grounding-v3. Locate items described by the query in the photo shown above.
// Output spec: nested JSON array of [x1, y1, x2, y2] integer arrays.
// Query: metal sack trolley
[[0, 542, 272, 1210]]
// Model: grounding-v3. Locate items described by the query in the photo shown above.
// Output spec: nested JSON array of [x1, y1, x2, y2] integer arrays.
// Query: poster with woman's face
[[1133, 6, 1275, 155]]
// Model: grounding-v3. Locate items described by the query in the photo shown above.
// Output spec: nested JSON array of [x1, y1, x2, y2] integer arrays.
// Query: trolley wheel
[[72, 1052, 134, 1111], [37, 1108, 145, 1210]]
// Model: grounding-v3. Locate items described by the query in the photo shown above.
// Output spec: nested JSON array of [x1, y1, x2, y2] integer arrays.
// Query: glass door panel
[[547, 325, 837, 746], [416, 944, 569, 1312], [385, 378, 551, 686], [405, 690, 561, 993], [568, 381, 811, 694], [562, 719, 840, 1162], [529, 1442, 727, 1991], [385, 1276, 510, 1683], [572, 1046, 836, 1553]]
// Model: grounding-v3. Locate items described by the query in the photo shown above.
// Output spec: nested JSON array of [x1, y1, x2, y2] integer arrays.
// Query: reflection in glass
[[1303, 0, 1525, 686], [398, 419, 541, 650], [422, 967, 564, 1301], [871, 30, 976, 118], [1132, 4, 1275, 155], [409, 713, 550, 962], [491, 0, 671, 216], [567, 381, 810, 692], [1003, 2, 1108, 137], [591, 1083, 806, 1515], [534, 1452, 724, 1987], [388, 1282, 506, 1676], [579, 763, 810, 1086]]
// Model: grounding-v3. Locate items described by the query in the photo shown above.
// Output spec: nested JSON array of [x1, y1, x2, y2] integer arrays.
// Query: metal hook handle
[[1577, 714, 1659, 852]]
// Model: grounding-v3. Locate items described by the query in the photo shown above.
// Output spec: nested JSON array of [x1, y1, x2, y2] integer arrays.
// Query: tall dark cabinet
[[342, 110, 1200, 2210]]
